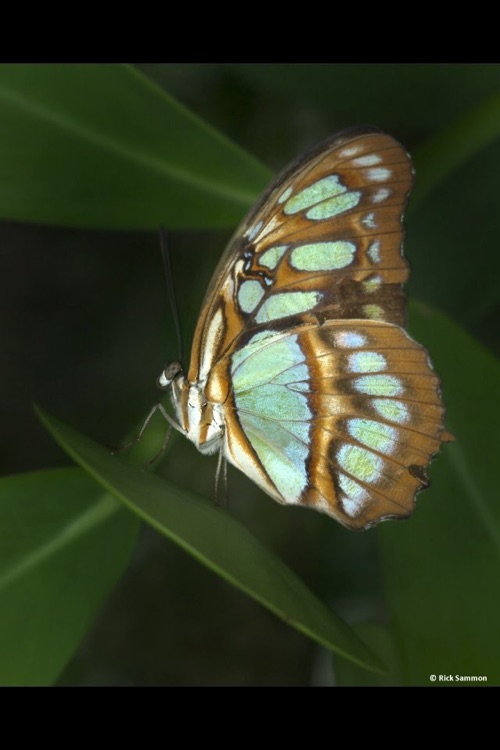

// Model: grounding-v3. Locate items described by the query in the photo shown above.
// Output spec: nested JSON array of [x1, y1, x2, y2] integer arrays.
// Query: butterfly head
[[156, 360, 225, 455], [157, 360, 183, 391]]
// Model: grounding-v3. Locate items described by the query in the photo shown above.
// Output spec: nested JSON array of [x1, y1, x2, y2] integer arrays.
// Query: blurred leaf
[[36, 407, 385, 674], [217, 66, 500, 335], [0, 468, 139, 685], [230, 64, 500, 133], [411, 92, 500, 212], [407, 138, 500, 335], [0, 64, 270, 230], [379, 301, 500, 685], [400, 93, 500, 346]]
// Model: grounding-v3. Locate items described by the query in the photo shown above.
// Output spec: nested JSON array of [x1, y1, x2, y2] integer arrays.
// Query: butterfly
[[155, 126, 448, 531]]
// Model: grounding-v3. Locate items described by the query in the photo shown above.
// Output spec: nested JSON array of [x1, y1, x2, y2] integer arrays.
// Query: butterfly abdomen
[[170, 375, 225, 456]]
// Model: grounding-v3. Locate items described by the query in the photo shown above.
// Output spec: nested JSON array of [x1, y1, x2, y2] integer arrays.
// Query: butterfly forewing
[[188, 128, 413, 385], [179, 127, 448, 530]]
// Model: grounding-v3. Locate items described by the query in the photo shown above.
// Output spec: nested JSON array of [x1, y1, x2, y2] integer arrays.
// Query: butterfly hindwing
[[206, 319, 444, 530]]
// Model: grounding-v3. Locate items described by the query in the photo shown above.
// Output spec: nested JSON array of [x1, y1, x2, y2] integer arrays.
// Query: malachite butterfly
[[155, 127, 450, 531]]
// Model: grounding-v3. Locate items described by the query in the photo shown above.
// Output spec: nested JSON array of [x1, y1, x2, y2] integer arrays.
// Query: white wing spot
[[338, 145, 362, 159], [284, 175, 347, 215], [372, 398, 410, 424], [338, 474, 369, 516], [367, 240, 381, 263], [335, 331, 367, 348], [291, 241, 356, 271], [372, 187, 391, 204], [352, 154, 382, 167], [306, 191, 361, 220], [363, 303, 384, 319], [277, 186, 293, 204], [354, 374, 404, 397], [259, 245, 288, 270], [348, 418, 397, 455], [363, 275, 382, 293], [246, 220, 263, 241], [238, 279, 264, 314], [337, 444, 383, 483], [366, 167, 392, 182], [255, 291, 322, 323], [348, 351, 387, 373], [362, 213, 377, 229]]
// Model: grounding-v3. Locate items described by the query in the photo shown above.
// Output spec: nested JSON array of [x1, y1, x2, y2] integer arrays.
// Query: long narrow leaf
[[0, 64, 270, 229], [379, 301, 500, 685], [411, 92, 500, 212], [36, 407, 384, 674], [0, 468, 139, 685]]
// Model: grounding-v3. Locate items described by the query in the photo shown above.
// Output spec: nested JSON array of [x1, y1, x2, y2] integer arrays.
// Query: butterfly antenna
[[109, 232, 184, 462], [160, 226, 184, 364]]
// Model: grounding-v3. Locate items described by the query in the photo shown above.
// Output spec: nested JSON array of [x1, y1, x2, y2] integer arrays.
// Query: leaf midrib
[[0, 73, 261, 208], [0, 494, 119, 590]]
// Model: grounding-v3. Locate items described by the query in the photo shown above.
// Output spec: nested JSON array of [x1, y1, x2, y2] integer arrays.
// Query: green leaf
[[0, 468, 139, 685], [334, 622, 401, 686], [0, 64, 270, 229], [411, 92, 500, 212], [406, 101, 500, 331], [36, 407, 384, 675], [229, 64, 500, 132], [379, 301, 500, 685]]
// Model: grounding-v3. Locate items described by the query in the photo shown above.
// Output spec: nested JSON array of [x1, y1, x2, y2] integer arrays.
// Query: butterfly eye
[[157, 360, 183, 390]]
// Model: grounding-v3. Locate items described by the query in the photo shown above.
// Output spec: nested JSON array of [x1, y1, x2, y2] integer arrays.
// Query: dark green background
[[1, 64, 499, 685]]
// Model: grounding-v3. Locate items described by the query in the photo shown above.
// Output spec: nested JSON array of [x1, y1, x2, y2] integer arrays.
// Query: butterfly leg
[[109, 402, 183, 468], [214, 444, 229, 507]]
